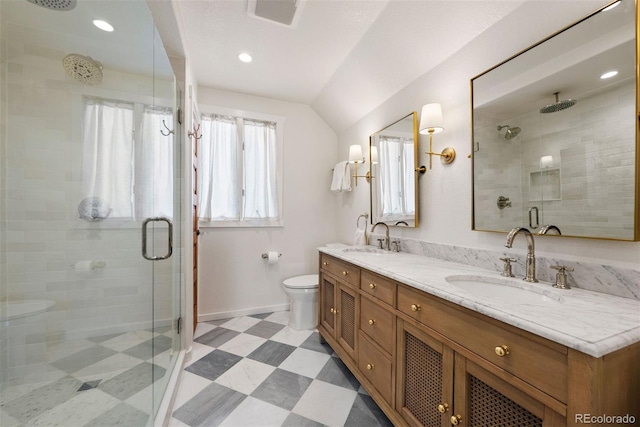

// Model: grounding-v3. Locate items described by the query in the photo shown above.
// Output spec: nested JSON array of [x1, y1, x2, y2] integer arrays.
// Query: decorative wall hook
[[188, 124, 202, 140], [161, 120, 174, 136]]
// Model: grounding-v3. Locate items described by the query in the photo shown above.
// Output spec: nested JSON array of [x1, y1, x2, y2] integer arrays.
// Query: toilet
[[282, 274, 319, 330]]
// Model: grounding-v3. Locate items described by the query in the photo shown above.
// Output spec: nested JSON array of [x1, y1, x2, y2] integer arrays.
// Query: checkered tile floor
[[169, 311, 393, 427], [0, 327, 176, 427]]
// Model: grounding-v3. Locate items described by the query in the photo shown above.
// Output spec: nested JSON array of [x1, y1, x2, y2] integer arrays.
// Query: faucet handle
[[499, 257, 517, 277], [391, 240, 401, 252], [550, 265, 573, 289], [376, 238, 385, 249]]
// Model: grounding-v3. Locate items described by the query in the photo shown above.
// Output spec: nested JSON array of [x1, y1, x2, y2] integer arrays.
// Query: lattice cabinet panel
[[403, 330, 443, 427], [339, 288, 356, 350], [468, 375, 543, 427], [321, 276, 335, 330]]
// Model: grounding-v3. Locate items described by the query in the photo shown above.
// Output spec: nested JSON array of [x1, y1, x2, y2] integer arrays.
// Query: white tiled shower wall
[[474, 81, 635, 239], [2, 23, 175, 381]]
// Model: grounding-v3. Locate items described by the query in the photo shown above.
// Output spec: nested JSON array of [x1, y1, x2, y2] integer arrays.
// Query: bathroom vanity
[[317, 247, 640, 427]]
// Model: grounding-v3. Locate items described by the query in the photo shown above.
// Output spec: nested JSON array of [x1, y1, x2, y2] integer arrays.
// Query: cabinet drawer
[[320, 254, 360, 287], [358, 332, 392, 404], [360, 297, 394, 353], [397, 285, 568, 402], [360, 269, 395, 306]]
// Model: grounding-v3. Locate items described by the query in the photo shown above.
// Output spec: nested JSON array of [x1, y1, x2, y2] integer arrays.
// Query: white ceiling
[[174, 0, 527, 131]]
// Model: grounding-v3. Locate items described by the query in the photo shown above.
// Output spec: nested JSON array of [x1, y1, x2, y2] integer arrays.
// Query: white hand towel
[[354, 228, 366, 245], [331, 161, 348, 192], [340, 161, 352, 192]]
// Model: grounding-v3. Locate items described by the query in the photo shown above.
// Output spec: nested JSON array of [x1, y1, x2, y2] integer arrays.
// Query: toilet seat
[[283, 274, 318, 290]]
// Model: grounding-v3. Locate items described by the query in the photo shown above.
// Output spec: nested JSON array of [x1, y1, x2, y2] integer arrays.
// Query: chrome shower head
[[540, 92, 577, 114], [25, 0, 77, 11], [63, 54, 103, 86], [497, 124, 521, 140]]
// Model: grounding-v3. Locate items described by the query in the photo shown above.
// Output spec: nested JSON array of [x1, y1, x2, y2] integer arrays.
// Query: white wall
[[336, 1, 639, 270], [196, 87, 339, 320]]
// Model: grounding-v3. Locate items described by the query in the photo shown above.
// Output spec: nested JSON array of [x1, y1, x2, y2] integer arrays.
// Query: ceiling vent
[[247, 0, 306, 28]]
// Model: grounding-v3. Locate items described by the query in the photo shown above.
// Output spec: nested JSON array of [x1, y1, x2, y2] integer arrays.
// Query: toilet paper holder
[[261, 252, 282, 259]]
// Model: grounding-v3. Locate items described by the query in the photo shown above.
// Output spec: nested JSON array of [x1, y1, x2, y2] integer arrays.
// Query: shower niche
[[471, 0, 637, 241]]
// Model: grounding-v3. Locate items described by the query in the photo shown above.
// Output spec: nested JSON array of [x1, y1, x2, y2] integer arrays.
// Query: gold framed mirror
[[471, 0, 638, 241], [369, 112, 420, 227]]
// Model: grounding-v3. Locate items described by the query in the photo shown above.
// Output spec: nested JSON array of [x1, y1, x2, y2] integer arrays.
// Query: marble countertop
[[319, 244, 640, 358]]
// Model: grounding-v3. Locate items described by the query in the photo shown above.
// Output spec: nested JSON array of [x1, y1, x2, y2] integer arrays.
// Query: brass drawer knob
[[450, 415, 462, 425], [410, 304, 421, 312], [368, 319, 376, 326], [322, 261, 328, 266], [495, 345, 510, 357], [369, 283, 376, 289], [342, 271, 348, 276], [437, 403, 449, 413], [366, 363, 374, 370]]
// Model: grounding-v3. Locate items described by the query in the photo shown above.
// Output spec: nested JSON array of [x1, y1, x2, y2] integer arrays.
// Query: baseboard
[[197, 303, 290, 323]]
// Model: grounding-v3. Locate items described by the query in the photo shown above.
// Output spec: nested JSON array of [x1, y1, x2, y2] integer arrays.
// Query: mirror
[[370, 112, 420, 227], [471, 0, 638, 240]]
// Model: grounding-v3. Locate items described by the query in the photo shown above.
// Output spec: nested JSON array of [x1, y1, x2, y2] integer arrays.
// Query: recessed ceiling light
[[93, 20, 114, 32], [602, 1, 620, 12], [238, 52, 253, 63], [600, 70, 618, 79]]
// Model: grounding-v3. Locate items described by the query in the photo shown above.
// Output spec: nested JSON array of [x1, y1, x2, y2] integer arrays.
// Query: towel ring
[[357, 213, 369, 230]]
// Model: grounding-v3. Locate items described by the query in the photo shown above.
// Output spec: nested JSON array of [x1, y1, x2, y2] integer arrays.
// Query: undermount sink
[[341, 247, 388, 254], [445, 275, 564, 305]]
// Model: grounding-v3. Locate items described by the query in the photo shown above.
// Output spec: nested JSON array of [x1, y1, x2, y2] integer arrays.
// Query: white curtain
[[379, 135, 415, 220], [82, 98, 134, 219], [243, 119, 278, 219], [379, 136, 402, 217], [138, 106, 174, 218], [198, 115, 239, 220]]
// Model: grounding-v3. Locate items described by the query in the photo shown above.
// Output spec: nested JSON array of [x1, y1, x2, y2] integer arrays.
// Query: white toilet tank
[[283, 274, 319, 330]]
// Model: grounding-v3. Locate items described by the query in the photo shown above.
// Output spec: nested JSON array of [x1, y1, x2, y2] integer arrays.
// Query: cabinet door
[[397, 320, 453, 427], [336, 283, 358, 360], [319, 273, 336, 337], [452, 354, 564, 427]]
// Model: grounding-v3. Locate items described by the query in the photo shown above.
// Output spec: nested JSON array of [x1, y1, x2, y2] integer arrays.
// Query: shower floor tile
[[1, 328, 172, 427], [171, 312, 394, 427]]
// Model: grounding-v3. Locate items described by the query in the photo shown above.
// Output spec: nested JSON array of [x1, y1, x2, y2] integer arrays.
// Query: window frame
[[197, 105, 285, 229]]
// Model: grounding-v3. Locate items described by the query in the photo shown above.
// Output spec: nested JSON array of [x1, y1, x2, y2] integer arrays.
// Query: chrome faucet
[[505, 227, 538, 283], [371, 222, 390, 251], [538, 225, 561, 235]]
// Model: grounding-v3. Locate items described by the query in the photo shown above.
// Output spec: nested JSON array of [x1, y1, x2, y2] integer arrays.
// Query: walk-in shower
[[1, 1, 183, 425]]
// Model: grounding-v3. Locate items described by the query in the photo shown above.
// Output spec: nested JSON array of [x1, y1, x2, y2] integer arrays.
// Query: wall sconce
[[349, 144, 372, 185], [419, 103, 456, 169]]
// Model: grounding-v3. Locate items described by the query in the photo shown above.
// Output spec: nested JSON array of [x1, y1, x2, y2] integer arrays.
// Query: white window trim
[[198, 104, 285, 229]]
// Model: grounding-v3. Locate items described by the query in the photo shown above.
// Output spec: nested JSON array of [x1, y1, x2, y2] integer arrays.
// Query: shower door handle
[[528, 207, 539, 229], [142, 217, 173, 261]]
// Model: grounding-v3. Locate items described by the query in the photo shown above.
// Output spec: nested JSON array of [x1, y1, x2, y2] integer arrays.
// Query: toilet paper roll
[[267, 251, 279, 265]]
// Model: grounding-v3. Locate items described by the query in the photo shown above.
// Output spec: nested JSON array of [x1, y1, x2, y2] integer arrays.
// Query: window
[[81, 97, 173, 221], [198, 111, 282, 226]]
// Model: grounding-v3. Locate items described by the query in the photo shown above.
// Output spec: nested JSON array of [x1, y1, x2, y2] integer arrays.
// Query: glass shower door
[[0, 1, 182, 425]]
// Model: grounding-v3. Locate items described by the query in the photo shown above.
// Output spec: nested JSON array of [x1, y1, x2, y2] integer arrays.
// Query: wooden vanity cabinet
[[319, 254, 359, 361], [397, 319, 565, 427], [317, 253, 639, 427]]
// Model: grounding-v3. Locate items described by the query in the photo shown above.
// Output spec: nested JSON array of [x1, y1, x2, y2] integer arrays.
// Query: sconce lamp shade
[[370, 146, 379, 164], [419, 103, 444, 134], [349, 144, 364, 163]]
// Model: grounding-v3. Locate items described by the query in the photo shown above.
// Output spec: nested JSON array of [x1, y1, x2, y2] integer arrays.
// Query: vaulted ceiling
[[174, 0, 530, 131]]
